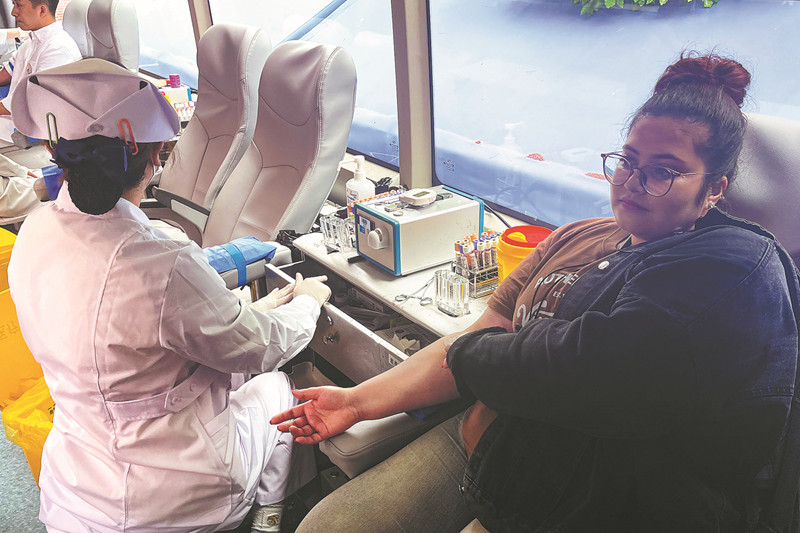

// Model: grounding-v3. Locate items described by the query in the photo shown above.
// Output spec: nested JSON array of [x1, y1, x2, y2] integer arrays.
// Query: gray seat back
[[158, 23, 271, 209], [62, 0, 92, 58], [86, 0, 139, 70], [201, 41, 356, 247], [726, 113, 800, 267]]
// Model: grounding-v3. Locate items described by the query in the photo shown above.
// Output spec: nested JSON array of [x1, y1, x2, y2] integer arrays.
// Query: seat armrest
[[268, 242, 293, 267], [319, 400, 467, 479], [217, 241, 291, 290], [139, 197, 165, 209], [219, 259, 269, 289], [140, 197, 204, 245], [152, 186, 210, 230]]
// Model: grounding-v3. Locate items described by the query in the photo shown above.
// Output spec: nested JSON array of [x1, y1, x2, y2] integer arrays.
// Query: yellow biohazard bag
[[0, 228, 43, 410], [3, 377, 54, 484], [0, 288, 42, 410]]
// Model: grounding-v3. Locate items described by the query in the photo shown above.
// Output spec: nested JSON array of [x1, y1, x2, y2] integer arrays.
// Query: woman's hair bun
[[56, 135, 159, 215], [67, 167, 124, 215], [654, 51, 750, 108]]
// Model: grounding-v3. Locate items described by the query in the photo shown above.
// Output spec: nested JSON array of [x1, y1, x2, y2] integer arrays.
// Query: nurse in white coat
[[7, 58, 330, 532]]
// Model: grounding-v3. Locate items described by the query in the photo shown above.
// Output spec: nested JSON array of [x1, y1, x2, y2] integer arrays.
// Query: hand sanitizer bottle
[[342, 155, 375, 217]]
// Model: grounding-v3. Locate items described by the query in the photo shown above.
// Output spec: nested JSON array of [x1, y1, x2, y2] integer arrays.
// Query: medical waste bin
[[0, 228, 43, 410], [496, 225, 553, 282]]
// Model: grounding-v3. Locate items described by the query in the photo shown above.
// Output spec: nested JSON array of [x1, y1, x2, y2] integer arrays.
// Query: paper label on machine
[[358, 216, 374, 234]]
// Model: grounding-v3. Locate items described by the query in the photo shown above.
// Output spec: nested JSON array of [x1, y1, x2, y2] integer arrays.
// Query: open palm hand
[[270, 386, 360, 444]]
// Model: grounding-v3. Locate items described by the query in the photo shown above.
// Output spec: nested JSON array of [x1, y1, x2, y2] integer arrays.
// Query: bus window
[[138, 0, 198, 88], [208, 0, 333, 43], [211, 0, 399, 169], [429, 0, 800, 227]]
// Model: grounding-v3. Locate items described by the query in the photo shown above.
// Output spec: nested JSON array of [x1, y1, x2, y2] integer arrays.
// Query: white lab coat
[[8, 185, 319, 532]]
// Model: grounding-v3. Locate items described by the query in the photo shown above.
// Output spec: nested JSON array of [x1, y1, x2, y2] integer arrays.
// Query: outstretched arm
[[271, 307, 512, 444]]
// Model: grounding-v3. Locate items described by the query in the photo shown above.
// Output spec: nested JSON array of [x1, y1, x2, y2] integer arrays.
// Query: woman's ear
[[707, 176, 728, 207], [149, 142, 164, 168]]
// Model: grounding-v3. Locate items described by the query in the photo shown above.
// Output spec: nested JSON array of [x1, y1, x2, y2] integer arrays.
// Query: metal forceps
[[395, 276, 434, 306]]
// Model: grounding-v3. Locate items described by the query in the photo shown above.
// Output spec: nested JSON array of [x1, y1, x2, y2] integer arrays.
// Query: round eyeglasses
[[601, 152, 709, 197]]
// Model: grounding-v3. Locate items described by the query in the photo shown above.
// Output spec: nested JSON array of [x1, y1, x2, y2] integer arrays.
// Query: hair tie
[[52, 137, 132, 181]]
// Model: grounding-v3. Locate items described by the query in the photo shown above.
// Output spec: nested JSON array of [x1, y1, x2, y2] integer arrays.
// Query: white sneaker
[[250, 504, 283, 533]]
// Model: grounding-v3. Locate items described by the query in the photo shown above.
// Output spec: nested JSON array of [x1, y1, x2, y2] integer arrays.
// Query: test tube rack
[[453, 262, 499, 298], [452, 231, 501, 298]]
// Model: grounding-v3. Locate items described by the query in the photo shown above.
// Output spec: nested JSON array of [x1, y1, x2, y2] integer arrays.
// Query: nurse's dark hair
[[28, 0, 59, 16], [631, 51, 750, 191], [57, 135, 160, 215]]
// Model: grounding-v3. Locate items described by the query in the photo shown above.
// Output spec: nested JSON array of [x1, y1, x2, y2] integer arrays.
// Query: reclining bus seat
[[200, 40, 357, 248], [63, 0, 139, 69], [62, 0, 93, 58], [86, 0, 139, 70], [195, 41, 355, 291], [725, 112, 800, 267], [143, 23, 271, 244]]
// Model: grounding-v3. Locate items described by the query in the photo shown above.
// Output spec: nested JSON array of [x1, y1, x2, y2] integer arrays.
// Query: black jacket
[[448, 210, 800, 532]]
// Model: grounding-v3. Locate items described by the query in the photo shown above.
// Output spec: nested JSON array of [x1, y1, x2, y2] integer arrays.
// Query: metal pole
[[390, 0, 434, 190], [186, 0, 212, 44]]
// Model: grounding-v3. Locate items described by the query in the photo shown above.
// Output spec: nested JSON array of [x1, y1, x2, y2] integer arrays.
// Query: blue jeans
[[298, 414, 474, 533]]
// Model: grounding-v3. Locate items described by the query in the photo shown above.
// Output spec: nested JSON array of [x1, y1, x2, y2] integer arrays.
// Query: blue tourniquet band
[[221, 242, 247, 287], [203, 236, 276, 287]]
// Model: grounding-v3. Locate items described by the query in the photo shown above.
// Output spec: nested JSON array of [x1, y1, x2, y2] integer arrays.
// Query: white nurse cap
[[10, 58, 180, 143]]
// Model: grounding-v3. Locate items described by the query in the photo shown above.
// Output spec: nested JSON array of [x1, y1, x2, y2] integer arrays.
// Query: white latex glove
[[293, 273, 331, 307], [252, 283, 295, 312]]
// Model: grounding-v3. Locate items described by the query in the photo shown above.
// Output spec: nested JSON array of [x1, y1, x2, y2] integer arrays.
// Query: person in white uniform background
[[8, 58, 331, 533], [0, 153, 47, 220], [0, 1, 71, 63], [0, 0, 81, 140]]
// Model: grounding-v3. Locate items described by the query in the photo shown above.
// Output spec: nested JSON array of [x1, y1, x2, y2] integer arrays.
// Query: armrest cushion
[[319, 400, 467, 479], [216, 241, 291, 289]]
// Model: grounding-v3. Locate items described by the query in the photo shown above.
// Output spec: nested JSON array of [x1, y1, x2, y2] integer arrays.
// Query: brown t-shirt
[[489, 218, 629, 330], [463, 218, 629, 457]]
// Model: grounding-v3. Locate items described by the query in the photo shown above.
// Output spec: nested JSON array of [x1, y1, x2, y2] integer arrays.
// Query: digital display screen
[[414, 191, 429, 197]]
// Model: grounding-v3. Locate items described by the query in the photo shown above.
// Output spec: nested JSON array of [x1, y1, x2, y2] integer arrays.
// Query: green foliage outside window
[[574, 0, 719, 16]]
